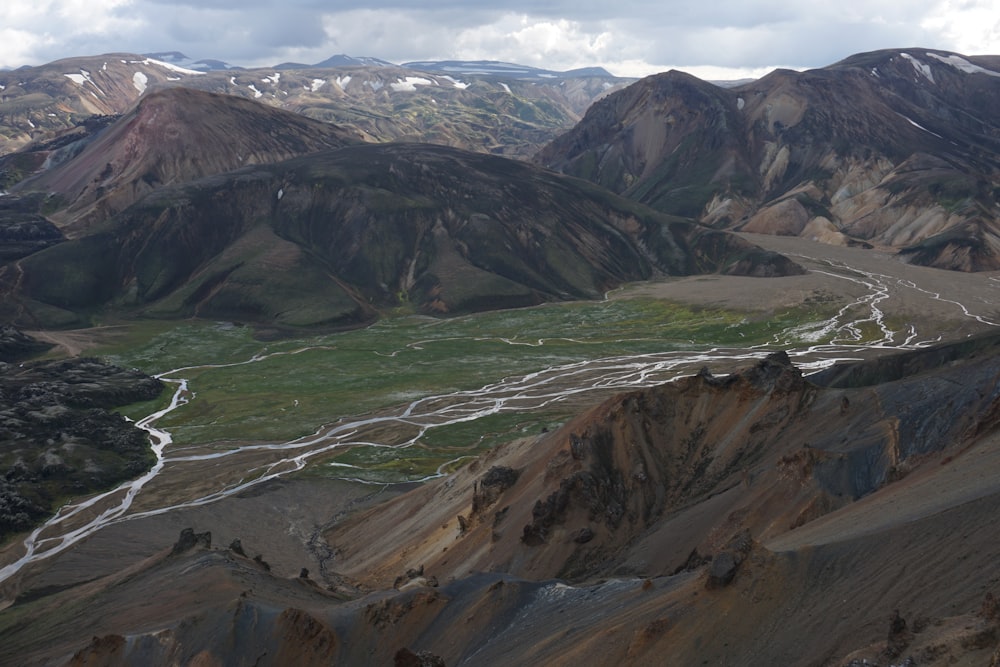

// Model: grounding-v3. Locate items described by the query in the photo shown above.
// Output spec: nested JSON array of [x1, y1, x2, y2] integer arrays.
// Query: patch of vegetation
[[90, 295, 850, 481]]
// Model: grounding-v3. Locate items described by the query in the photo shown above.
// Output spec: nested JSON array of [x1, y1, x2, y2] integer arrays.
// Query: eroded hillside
[[4, 336, 1000, 665], [537, 48, 1000, 271]]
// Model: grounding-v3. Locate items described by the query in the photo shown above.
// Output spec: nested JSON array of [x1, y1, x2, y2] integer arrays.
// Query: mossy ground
[[100, 295, 854, 481]]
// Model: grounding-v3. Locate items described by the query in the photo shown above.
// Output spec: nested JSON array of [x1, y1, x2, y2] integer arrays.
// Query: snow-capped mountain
[[403, 59, 615, 80]]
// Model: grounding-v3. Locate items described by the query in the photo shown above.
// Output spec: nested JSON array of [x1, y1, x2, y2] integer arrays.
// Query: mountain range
[[1, 46, 1000, 666], [5, 48, 999, 271], [0, 53, 631, 159], [537, 48, 1000, 270], [0, 87, 799, 332]]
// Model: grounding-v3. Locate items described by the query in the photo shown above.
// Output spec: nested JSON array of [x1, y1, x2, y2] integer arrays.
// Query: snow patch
[[310, 78, 327, 92], [132, 71, 148, 94], [871, 67, 880, 77], [900, 53, 934, 83], [64, 70, 93, 86], [499, 82, 512, 94], [141, 58, 204, 76], [899, 114, 943, 138], [737, 97, 745, 110], [335, 75, 351, 88], [441, 75, 468, 89], [230, 76, 237, 86], [247, 84, 263, 98], [102, 62, 107, 71], [390, 76, 435, 92], [926, 52, 1000, 77], [0, 84, 5, 91], [261, 72, 280, 85], [367, 79, 383, 91], [277, 188, 284, 200], [27, 118, 34, 128]]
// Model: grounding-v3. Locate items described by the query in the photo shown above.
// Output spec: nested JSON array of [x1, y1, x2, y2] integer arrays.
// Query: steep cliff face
[[537, 49, 1000, 270], [0, 142, 801, 331]]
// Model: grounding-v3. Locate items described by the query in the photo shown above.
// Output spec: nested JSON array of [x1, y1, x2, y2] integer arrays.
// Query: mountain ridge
[[0, 140, 802, 332], [0, 52, 632, 159], [536, 47, 1000, 271]]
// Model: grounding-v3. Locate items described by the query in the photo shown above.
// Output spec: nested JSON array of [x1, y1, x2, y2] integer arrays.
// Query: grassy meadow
[[98, 292, 850, 481]]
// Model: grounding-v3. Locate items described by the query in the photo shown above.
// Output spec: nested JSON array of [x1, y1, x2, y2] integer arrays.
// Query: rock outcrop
[[0, 356, 163, 539]]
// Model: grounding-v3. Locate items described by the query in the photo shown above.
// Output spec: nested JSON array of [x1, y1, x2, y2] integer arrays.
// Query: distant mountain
[[305, 54, 395, 69], [537, 48, 1000, 271], [142, 51, 240, 72], [0, 140, 800, 331], [402, 59, 616, 80], [0, 53, 209, 155], [9, 87, 363, 235], [0, 53, 630, 160]]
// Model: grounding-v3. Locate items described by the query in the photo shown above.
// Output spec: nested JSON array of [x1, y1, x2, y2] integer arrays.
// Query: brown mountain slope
[[0, 54, 207, 155], [4, 336, 1000, 665], [325, 337, 1000, 587], [10, 87, 363, 236], [537, 48, 1000, 271], [0, 142, 802, 331]]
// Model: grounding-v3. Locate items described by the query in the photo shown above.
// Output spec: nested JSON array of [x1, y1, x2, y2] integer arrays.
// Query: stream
[[1, 255, 997, 587]]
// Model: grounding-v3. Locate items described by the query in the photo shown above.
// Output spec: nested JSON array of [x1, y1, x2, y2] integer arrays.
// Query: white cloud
[[1, 0, 998, 79], [922, 0, 1000, 54]]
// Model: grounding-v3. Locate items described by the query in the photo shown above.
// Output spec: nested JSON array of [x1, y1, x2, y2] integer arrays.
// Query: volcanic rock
[[170, 528, 212, 555], [0, 357, 163, 540]]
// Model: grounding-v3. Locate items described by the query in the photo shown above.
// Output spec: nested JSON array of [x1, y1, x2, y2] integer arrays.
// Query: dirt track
[[26, 326, 130, 358]]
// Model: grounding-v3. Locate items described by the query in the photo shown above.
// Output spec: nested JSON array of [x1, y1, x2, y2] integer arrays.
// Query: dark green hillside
[[1, 143, 801, 333]]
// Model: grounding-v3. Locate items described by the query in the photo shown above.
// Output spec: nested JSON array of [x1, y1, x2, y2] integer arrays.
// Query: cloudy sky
[[2, 1, 999, 78]]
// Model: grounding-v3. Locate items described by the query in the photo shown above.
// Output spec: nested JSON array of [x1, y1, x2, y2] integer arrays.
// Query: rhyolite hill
[[537, 48, 1000, 271]]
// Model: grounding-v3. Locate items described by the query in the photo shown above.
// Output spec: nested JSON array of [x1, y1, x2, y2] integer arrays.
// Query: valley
[[1, 45, 1000, 665], [1, 235, 998, 664]]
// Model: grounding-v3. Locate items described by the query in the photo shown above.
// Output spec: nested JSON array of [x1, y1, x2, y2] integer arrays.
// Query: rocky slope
[[0, 53, 629, 160], [326, 337, 1000, 586], [0, 346, 163, 541], [3, 334, 1000, 665], [0, 141, 801, 332], [537, 48, 1000, 271]]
